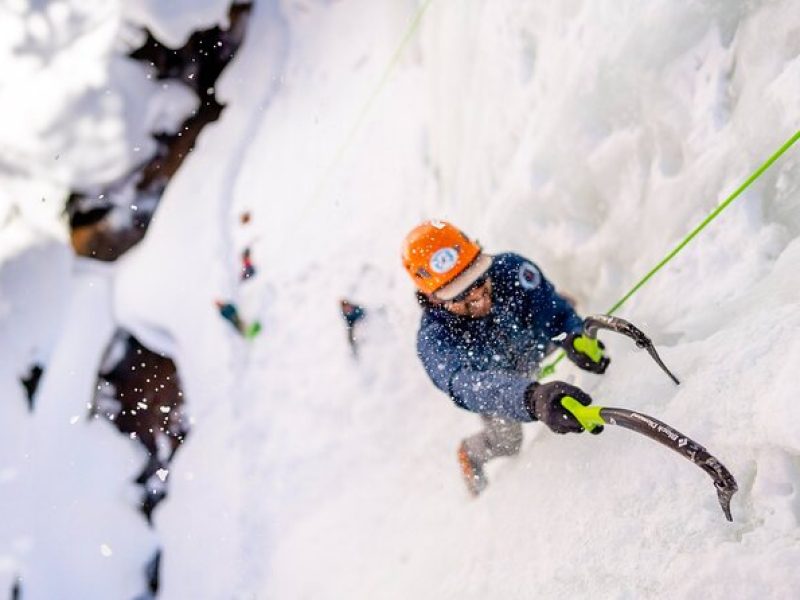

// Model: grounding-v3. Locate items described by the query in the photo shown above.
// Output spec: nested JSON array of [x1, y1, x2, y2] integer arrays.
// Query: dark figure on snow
[[241, 247, 256, 281], [339, 298, 366, 356], [215, 300, 262, 339], [402, 220, 610, 496], [20, 363, 44, 411]]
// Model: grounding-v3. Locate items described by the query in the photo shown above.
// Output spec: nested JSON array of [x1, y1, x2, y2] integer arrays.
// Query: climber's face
[[441, 276, 492, 318]]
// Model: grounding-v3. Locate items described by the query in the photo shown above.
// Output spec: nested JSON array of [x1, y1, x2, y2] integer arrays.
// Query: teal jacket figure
[[402, 221, 609, 496], [215, 300, 262, 340]]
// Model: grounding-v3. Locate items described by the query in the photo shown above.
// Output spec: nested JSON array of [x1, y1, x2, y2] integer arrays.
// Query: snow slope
[[3, 0, 800, 597], [0, 1, 196, 595]]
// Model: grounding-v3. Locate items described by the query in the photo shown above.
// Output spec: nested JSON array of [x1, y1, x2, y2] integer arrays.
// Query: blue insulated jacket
[[417, 253, 584, 422]]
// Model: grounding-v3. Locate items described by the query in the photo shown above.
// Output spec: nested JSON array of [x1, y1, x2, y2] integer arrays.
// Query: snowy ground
[[2, 0, 800, 598]]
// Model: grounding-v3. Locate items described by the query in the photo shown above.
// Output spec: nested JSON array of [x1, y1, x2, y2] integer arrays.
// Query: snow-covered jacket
[[416, 253, 584, 422]]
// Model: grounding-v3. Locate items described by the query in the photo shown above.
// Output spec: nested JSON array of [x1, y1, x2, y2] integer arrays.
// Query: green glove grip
[[573, 335, 604, 363], [245, 321, 262, 339], [561, 396, 605, 433]]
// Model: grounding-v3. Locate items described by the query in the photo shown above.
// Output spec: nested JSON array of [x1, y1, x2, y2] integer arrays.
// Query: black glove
[[562, 332, 610, 374], [525, 381, 602, 434]]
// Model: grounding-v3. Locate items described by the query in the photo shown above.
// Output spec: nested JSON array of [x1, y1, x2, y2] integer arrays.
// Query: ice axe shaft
[[561, 396, 738, 522], [583, 314, 680, 385]]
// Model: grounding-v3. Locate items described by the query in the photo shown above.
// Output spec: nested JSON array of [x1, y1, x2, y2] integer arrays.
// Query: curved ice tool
[[561, 397, 738, 522], [583, 314, 680, 385]]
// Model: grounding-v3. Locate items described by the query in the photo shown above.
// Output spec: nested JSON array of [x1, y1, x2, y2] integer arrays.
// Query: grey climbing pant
[[462, 415, 523, 467]]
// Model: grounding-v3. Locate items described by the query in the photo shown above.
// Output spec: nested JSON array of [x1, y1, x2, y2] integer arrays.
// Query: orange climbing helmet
[[401, 220, 493, 300]]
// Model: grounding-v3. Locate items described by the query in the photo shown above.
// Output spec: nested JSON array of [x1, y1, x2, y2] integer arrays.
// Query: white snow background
[[1, 0, 800, 598]]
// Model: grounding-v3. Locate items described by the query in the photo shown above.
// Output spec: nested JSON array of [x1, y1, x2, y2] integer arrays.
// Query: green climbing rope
[[299, 0, 435, 218], [540, 128, 800, 378]]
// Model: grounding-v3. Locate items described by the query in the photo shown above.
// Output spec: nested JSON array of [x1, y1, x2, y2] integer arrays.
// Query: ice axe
[[560, 396, 738, 522], [583, 314, 680, 385]]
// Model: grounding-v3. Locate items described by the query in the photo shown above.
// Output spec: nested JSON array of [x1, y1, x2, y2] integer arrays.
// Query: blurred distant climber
[[402, 220, 610, 497], [216, 300, 243, 332], [215, 300, 262, 339], [20, 363, 44, 411], [241, 248, 256, 280], [339, 299, 366, 356]]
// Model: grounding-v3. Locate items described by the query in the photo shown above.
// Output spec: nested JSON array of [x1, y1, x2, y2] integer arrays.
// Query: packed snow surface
[[2, 0, 800, 598]]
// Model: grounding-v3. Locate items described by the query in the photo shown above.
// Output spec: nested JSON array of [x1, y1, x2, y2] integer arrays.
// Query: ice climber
[[215, 300, 262, 339], [339, 298, 366, 356], [241, 247, 256, 280], [402, 220, 610, 496]]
